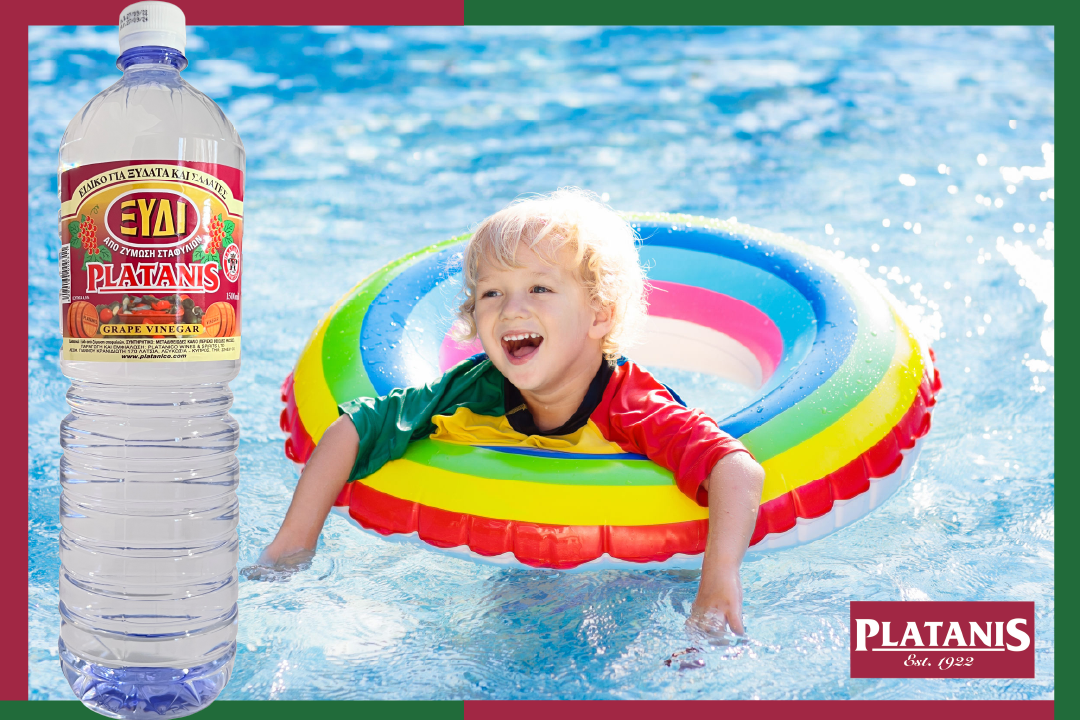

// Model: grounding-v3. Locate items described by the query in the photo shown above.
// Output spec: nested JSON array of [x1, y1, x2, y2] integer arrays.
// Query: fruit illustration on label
[[76, 216, 96, 251], [208, 215, 224, 254], [67, 213, 113, 269], [194, 213, 236, 268]]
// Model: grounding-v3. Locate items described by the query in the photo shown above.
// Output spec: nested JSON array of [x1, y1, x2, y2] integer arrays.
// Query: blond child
[[260, 189, 765, 634]]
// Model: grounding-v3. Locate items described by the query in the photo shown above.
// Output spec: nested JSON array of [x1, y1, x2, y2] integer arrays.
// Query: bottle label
[[59, 161, 243, 362]]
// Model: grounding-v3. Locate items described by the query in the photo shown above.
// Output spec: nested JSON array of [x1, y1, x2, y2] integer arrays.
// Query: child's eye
[[480, 289, 500, 298], [531, 286, 551, 294]]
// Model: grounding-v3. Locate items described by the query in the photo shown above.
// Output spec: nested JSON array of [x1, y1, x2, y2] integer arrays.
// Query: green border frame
[[464, 0, 1056, 25], [4, 701, 464, 719]]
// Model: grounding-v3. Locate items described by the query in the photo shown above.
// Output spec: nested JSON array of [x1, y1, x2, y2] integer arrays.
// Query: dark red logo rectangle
[[850, 601, 1035, 678]]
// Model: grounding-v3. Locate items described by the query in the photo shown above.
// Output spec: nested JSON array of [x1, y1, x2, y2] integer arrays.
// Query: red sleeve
[[590, 360, 754, 507]]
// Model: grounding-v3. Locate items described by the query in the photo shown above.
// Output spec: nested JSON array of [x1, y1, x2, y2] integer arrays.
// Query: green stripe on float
[[321, 234, 470, 404], [405, 439, 676, 486], [738, 249, 900, 462]]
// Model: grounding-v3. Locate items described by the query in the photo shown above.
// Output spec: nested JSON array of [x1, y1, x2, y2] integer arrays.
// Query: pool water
[[28, 26, 1053, 700]]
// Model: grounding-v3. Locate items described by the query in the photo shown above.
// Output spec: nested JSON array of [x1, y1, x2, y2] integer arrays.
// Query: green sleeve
[[337, 355, 505, 482]]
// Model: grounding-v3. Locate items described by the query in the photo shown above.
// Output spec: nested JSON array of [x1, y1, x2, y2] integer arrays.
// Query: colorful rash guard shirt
[[337, 355, 751, 507]]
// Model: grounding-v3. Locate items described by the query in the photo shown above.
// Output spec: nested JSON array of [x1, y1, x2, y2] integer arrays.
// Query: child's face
[[474, 240, 612, 395]]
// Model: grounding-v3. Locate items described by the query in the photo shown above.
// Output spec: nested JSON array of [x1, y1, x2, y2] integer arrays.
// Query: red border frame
[[467, 701, 1054, 719]]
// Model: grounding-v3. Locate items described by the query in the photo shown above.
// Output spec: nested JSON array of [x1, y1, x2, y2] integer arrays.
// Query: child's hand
[[250, 414, 359, 582], [240, 545, 316, 582], [688, 563, 745, 636]]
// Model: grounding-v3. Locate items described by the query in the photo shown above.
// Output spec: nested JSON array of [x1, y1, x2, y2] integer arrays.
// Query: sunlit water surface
[[28, 26, 1053, 700]]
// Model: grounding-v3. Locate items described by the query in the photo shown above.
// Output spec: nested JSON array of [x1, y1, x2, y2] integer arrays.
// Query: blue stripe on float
[[394, 273, 461, 383], [479, 445, 648, 461], [360, 244, 466, 396], [632, 223, 857, 437]]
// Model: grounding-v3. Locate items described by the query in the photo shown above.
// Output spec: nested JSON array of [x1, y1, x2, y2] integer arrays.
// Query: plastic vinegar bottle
[[57, 3, 244, 717]]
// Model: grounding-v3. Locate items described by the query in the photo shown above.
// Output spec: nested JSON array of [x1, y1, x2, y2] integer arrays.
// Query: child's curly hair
[[454, 188, 648, 361]]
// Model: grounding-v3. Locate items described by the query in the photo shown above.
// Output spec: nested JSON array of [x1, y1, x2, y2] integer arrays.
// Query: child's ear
[[588, 302, 615, 340]]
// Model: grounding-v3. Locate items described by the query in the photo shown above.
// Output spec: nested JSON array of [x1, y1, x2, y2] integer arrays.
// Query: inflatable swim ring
[[280, 214, 941, 569]]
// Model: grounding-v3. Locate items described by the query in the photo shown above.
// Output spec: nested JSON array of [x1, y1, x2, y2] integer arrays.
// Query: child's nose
[[500, 291, 531, 319]]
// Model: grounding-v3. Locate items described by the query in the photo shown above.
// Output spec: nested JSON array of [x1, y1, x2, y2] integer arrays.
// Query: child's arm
[[260, 415, 359, 565], [590, 361, 765, 633], [689, 451, 766, 635], [257, 355, 505, 570]]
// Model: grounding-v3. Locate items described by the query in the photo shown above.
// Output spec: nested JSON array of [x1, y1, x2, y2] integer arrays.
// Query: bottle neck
[[117, 46, 188, 72]]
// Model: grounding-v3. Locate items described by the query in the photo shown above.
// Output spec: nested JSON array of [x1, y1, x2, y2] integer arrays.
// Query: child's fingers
[[725, 607, 745, 636]]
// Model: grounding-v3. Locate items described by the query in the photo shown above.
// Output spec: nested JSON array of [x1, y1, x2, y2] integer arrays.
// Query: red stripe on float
[[419, 505, 472, 548], [465, 516, 515, 557], [336, 481, 710, 568], [349, 481, 419, 535], [790, 478, 833, 519], [280, 373, 317, 464]]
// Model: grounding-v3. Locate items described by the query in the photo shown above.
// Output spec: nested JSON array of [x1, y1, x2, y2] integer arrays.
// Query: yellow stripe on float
[[759, 309, 925, 503], [361, 458, 710, 526], [293, 300, 350, 444]]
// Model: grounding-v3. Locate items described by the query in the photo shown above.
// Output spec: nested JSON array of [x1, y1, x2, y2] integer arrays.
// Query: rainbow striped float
[[280, 214, 940, 569]]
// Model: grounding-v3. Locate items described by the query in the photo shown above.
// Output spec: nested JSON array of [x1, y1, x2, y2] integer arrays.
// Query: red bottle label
[[59, 160, 243, 362]]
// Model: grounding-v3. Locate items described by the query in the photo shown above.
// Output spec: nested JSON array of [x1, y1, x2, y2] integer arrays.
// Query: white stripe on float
[[634, 316, 764, 388]]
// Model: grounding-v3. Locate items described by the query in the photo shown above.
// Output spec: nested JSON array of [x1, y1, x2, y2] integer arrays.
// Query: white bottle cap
[[118, 1, 187, 55]]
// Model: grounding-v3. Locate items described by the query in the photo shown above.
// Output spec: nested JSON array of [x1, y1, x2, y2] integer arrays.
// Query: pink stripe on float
[[647, 280, 783, 379], [440, 333, 485, 371]]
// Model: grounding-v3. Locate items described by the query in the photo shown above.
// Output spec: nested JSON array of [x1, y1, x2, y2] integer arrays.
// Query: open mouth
[[501, 332, 544, 364]]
